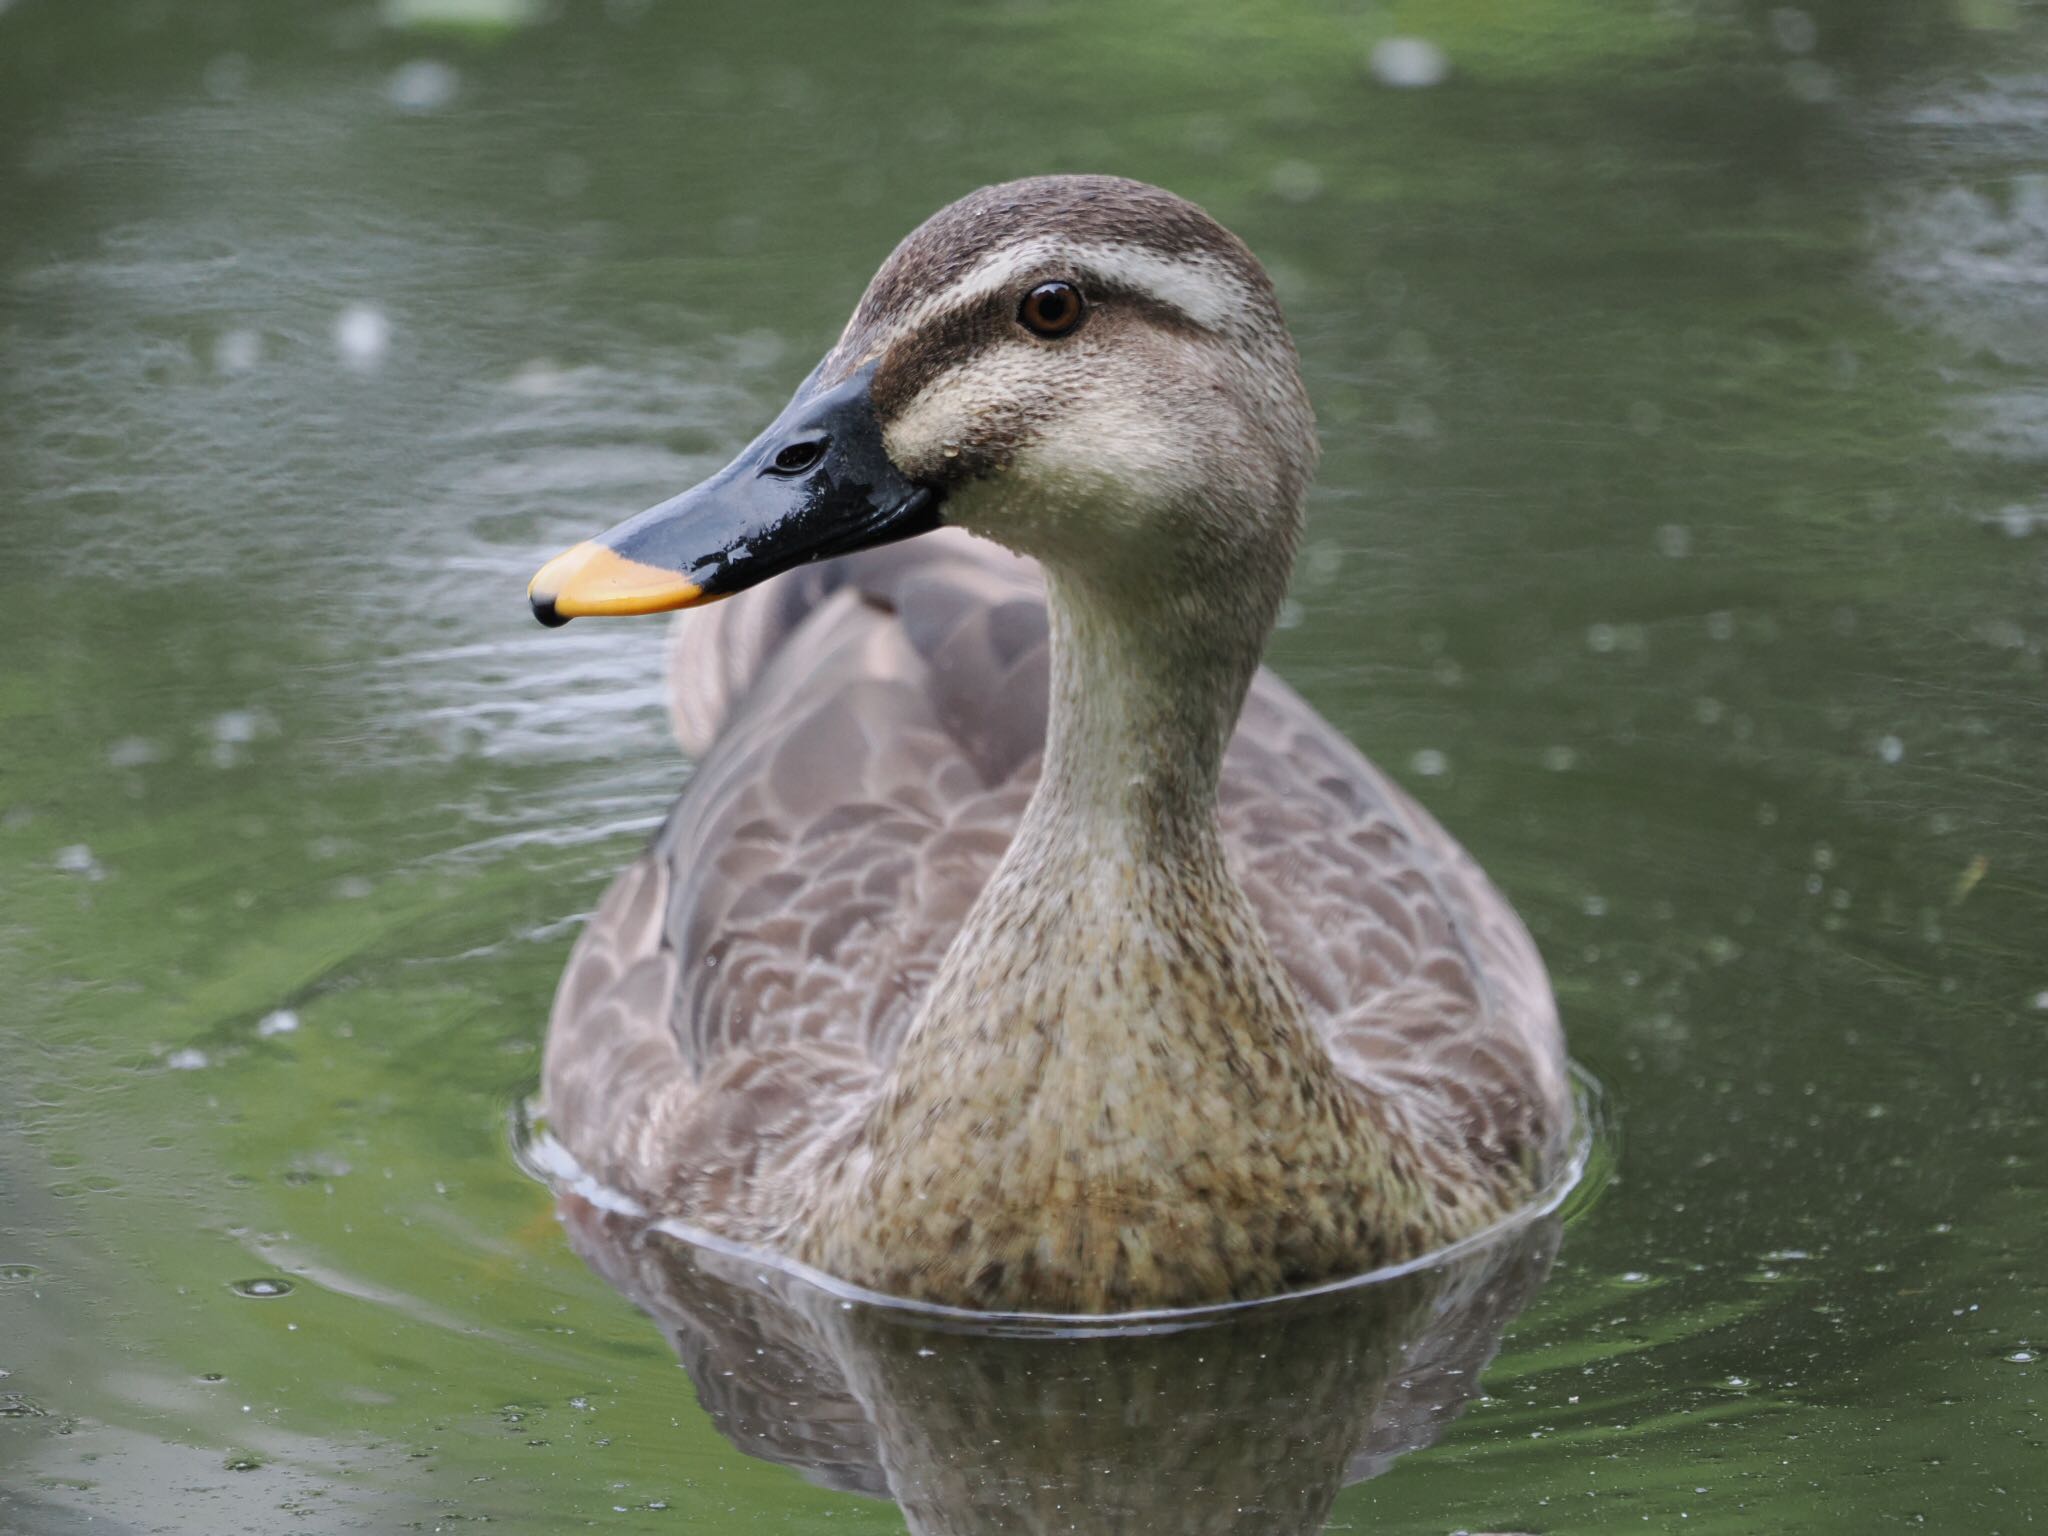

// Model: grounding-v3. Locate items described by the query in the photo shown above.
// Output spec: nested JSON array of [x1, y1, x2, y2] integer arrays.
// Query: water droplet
[[212, 328, 263, 374], [165, 1048, 210, 1072], [1656, 523, 1692, 558], [229, 1277, 294, 1299], [1369, 36, 1449, 89], [1877, 734, 1905, 765], [382, 0, 548, 30], [334, 304, 392, 371], [202, 52, 251, 102], [1268, 159, 1325, 203], [386, 58, 461, 114], [257, 1009, 300, 1039], [53, 843, 105, 880], [1770, 6, 1818, 54], [1410, 748, 1448, 778]]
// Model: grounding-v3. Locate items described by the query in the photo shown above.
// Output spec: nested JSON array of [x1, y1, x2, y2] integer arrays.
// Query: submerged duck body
[[534, 176, 1572, 1313]]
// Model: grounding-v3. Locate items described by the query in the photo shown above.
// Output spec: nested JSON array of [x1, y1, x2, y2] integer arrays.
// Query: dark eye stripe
[[870, 273, 1214, 423]]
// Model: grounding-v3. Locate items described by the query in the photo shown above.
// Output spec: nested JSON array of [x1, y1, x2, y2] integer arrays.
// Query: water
[[2, 1, 2044, 1530]]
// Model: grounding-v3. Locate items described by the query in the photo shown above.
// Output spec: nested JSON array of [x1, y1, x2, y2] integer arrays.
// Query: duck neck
[[1021, 559, 1258, 871], [815, 539, 1390, 1307]]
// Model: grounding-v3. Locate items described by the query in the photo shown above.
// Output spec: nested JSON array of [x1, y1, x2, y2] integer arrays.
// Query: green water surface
[[2, 0, 2045, 1530]]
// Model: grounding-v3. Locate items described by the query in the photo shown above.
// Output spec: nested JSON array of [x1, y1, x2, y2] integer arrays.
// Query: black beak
[[528, 361, 942, 626]]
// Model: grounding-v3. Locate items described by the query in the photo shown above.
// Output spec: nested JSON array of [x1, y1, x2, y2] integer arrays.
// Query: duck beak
[[528, 361, 941, 627]]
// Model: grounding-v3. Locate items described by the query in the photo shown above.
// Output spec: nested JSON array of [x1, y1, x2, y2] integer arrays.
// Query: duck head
[[529, 174, 1317, 626]]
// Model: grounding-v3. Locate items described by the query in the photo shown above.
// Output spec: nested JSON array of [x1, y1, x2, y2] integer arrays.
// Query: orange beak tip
[[527, 541, 708, 625]]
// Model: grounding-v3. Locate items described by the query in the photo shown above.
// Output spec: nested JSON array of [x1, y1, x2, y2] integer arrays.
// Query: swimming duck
[[529, 175, 1571, 1314]]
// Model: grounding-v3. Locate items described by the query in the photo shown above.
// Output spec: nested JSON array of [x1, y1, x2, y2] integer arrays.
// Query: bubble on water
[[1769, 6, 1818, 53], [257, 1009, 301, 1039], [1268, 159, 1325, 203], [229, 1277, 294, 1299], [334, 304, 392, 371], [1656, 523, 1693, 558], [386, 58, 461, 114], [209, 707, 276, 767], [334, 875, 375, 900], [1877, 734, 1905, 764], [107, 736, 163, 769], [1582, 894, 1609, 918], [213, 327, 263, 374], [1369, 36, 1450, 89], [1587, 623, 1618, 654], [1617, 1271, 1651, 1285], [1784, 60, 1837, 103], [1540, 745, 1579, 772], [166, 1048, 210, 1071], [1410, 748, 1448, 778], [53, 843, 105, 880], [1991, 504, 2041, 537], [2009, 1349, 2038, 1364], [382, 0, 546, 30], [224, 1454, 263, 1471], [2032, 990, 2048, 1012], [203, 52, 251, 102]]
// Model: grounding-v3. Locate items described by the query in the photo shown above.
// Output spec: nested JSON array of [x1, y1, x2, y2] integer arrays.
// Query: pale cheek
[[883, 379, 981, 478]]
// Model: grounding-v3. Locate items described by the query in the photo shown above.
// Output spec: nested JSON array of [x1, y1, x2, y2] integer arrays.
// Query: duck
[[528, 175, 1572, 1315]]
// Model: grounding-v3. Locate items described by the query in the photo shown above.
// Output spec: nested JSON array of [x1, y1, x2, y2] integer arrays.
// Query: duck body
[[535, 177, 1572, 1313]]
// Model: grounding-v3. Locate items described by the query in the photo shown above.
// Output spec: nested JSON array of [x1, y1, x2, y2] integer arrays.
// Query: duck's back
[[543, 530, 1571, 1239]]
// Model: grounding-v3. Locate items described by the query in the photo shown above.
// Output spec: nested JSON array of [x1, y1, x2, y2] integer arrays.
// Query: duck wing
[[542, 531, 1048, 1214]]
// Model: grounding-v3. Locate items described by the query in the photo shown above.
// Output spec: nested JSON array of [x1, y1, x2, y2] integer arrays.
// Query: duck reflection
[[561, 1197, 1559, 1534]]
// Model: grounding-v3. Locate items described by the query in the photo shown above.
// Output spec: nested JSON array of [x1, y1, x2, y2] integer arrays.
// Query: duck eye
[[1018, 281, 1086, 339], [770, 438, 826, 475]]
